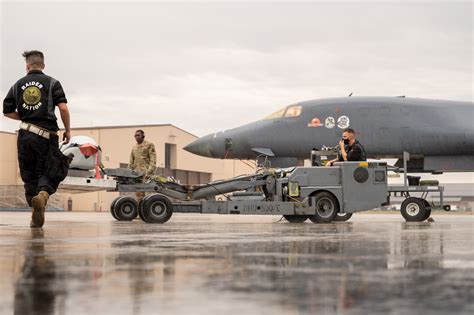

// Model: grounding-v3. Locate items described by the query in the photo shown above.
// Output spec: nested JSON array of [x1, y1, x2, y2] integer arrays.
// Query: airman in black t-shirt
[[3, 50, 72, 228], [327, 128, 367, 166]]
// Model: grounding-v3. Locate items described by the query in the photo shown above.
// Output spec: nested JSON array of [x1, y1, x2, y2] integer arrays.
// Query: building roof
[[0, 130, 16, 135], [66, 123, 198, 138]]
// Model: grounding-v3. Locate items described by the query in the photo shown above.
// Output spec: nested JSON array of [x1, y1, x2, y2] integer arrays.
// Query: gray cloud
[[1, 1, 472, 136]]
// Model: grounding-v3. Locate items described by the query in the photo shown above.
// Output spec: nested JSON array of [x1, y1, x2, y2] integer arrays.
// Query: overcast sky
[[1, 0, 472, 184], [1, 0, 472, 137]]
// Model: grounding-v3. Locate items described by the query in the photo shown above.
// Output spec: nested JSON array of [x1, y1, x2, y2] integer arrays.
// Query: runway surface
[[0, 212, 473, 315]]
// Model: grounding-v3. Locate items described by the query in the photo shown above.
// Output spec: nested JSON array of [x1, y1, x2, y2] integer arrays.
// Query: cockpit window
[[284, 105, 302, 117], [264, 107, 286, 120], [263, 104, 302, 120]]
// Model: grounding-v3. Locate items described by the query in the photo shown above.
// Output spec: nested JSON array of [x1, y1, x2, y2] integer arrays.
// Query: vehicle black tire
[[110, 196, 121, 220], [113, 196, 138, 221], [422, 199, 432, 221], [401, 197, 428, 222], [141, 194, 173, 224], [138, 200, 147, 221], [334, 212, 353, 222], [283, 215, 309, 223], [137, 195, 151, 221], [309, 191, 339, 223]]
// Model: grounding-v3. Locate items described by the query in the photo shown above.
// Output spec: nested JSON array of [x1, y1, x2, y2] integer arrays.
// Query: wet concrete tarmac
[[0, 212, 473, 315]]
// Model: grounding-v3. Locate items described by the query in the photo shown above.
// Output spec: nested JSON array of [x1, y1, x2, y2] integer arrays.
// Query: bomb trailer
[[76, 158, 447, 224]]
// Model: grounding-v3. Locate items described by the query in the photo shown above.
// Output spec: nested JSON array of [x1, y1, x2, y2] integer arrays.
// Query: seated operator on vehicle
[[327, 128, 366, 166]]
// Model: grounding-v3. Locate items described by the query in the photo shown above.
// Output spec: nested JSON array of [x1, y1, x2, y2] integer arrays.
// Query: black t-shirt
[[338, 140, 367, 161], [3, 70, 67, 131]]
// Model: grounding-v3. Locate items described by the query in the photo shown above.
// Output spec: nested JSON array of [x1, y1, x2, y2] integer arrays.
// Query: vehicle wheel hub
[[406, 202, 420, 216]]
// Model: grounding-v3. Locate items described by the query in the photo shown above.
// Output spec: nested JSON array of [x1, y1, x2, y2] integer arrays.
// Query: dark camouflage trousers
[[17, 130, 59, 206]]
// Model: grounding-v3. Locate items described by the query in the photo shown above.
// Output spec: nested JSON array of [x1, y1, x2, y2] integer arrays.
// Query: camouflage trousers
[[135, 173, 151, 204], [136, 191, 146, 204]]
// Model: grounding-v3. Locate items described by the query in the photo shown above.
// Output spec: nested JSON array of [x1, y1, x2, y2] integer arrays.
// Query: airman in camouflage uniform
[[129, 130, 156, 203]]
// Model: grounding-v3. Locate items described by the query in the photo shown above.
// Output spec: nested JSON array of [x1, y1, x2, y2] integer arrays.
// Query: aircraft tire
[[110, 196, 121, 220], [401, 197, 428, 222], [141, 194, 173, 224], [283, 215, 309, 223], [334, 212, 353, 222], [113, 196, 138, 221], [309, 191, 339, 223]]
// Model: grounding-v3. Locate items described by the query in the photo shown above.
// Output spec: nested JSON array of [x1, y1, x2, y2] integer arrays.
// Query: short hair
[[343, 128, 355, 134], [22, 50, 45, 68], [135, 129, 145, 136]]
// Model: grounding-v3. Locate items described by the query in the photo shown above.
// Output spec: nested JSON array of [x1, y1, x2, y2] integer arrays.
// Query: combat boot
[[30, 191, 49, 228]]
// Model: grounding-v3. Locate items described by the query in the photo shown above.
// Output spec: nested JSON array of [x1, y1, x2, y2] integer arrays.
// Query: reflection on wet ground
[[0, 212, 473, 315]]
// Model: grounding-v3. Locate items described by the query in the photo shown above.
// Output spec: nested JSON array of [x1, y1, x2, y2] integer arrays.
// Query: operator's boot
[[30, 191, 49, 228], [135, 192, 145, 220]]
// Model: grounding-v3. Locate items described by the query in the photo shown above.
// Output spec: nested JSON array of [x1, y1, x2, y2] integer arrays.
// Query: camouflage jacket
[[129, 140, 157, 175]]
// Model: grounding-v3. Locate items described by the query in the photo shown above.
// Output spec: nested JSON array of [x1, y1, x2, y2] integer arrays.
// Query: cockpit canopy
[[263, 104, 302, 120]]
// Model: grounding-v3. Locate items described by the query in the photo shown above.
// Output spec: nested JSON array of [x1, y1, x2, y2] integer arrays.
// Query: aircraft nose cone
[[183, 134, 213, 157]]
